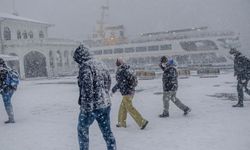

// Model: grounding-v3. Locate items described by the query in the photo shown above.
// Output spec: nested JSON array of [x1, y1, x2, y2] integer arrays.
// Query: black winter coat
[[162, 65, 178, 92], [234, 54, 250, 80], [112, 64, 136, 96], [78, 59, 111, 112]]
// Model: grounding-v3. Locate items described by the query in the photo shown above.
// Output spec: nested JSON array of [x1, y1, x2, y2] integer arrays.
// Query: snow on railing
[[3, 38, 80, 46]]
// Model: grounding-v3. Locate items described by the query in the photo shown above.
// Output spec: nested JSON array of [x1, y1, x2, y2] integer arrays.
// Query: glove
[[159, 63, 165, 70]]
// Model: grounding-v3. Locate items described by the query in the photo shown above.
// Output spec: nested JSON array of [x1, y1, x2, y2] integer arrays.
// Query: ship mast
[[96, 0, 109, 38], [12, 0, 19, 16]]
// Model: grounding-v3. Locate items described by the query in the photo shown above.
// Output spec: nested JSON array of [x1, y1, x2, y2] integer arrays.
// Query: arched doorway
[[24, 51, 48, 78]]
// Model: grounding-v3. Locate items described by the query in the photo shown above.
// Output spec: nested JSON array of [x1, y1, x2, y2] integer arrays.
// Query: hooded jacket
[[112, 63, 136, 95], [162, 62, 178, 92], [232, 53, 250, 80], [74, 46, 111, 112]]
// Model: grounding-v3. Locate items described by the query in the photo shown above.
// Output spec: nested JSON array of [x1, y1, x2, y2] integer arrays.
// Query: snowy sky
[[0, 0, 250, 52]]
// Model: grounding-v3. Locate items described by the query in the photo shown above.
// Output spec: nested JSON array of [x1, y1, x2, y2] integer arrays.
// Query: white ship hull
[[87, 30, 239, 70]]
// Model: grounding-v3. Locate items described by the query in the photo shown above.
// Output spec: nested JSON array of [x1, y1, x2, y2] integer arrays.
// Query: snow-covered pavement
[[0, 72, 250, 150]]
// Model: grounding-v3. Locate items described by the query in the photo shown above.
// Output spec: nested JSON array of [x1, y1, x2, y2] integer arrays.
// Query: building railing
[[3, 38, 80, 47]]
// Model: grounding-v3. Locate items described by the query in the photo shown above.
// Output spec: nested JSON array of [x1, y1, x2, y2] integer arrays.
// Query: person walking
[[0, 58, 19, 124], [73, 45, 116, 150], [229, 48, 250, 107], [159, 56, 191, 117], [112, 58, 148, 130]]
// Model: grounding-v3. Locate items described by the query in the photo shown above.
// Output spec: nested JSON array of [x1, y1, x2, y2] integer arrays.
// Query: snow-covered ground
[[0, 72, 250, 150]]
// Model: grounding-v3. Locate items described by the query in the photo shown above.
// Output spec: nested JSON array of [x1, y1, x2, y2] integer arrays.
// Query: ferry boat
[[83, 2, 241, 72]]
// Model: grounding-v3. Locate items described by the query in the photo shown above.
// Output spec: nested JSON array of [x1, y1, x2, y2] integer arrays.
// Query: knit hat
[[160, 56, 168, 63], [116, 58, 124, 67], [229, 48, 241, 55], [0, 58, 6, 68], [73, 45, 92, 64]]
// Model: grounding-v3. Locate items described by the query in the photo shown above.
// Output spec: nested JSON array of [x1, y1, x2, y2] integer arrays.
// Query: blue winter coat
[[162, 64, 178, 92], [77, 59, 112, 112], [0, 69, 17, 93], [112, 64, 136, 95]]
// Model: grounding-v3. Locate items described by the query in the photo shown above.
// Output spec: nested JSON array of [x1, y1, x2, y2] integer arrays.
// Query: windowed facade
[[3, 27, 11, 40]]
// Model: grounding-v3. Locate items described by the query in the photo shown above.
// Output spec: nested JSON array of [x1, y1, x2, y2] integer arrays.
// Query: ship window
[[120, 31, 124, 37], [160, 44, 172, 50], [217, 37, 240, 49], [180, 40, 218, 51], [4, 27, 11, 40], [114, 48, 124, 54], [148, 45, 159, 51], [136, 46, 147, 52], [93, 50, 102, 55], [103, 49, 113, 54], [125, 47, 135, 53]]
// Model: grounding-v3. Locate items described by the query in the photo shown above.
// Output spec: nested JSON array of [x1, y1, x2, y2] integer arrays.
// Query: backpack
[[6, 69, 20, 90]]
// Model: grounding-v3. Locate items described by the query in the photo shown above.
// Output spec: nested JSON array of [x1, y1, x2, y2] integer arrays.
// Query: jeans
[[162, 91, 188, 113], [1, 90, 14, 121], [78, 106, 116, 150]]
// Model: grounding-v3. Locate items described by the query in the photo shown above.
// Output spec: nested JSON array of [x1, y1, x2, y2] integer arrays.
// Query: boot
[[184, 107, 191, 116], [159, 112, 169, 118], [5, 106, 15, 123], [116, 123, 126, 128], [232, 103, 244, 107], [4, 119, 15, 124], [141, 120, 149, 130]]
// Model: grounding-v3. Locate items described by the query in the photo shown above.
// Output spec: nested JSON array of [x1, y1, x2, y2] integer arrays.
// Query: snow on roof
[[0, 54, 19, 61], [0, 12, 52, 26]]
